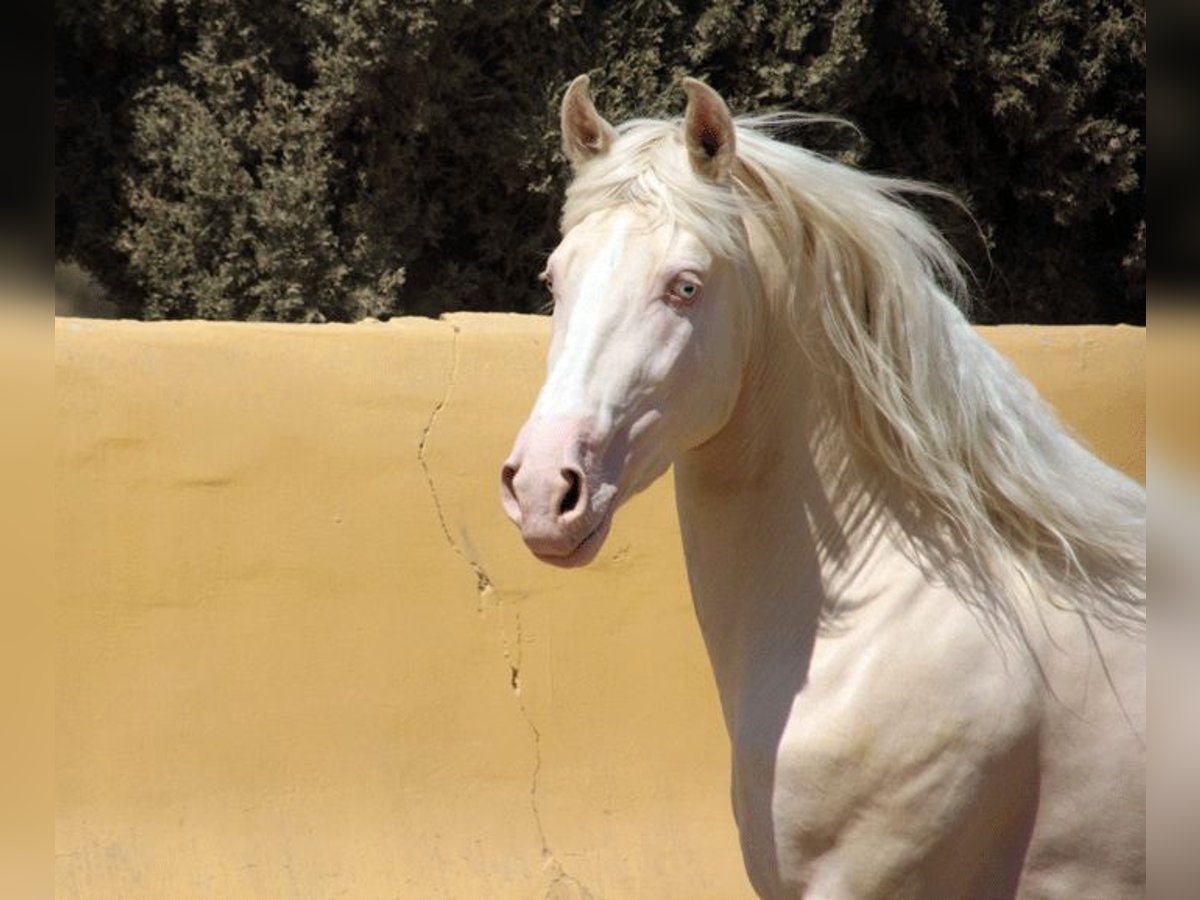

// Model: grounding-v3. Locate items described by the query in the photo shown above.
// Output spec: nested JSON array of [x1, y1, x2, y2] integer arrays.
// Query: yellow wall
[[55, 316, 1144, 899]]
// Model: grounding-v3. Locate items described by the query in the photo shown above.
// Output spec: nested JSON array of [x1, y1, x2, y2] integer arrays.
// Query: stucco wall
[[55, 315, 1144, 899]]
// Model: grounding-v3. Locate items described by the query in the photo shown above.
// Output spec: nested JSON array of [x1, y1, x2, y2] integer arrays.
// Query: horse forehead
[[558, 209, 705, 276]]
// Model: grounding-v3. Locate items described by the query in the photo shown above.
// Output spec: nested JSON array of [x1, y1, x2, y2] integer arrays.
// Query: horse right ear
[[681, 78, 736, 182], [561, 75, 617, 168]]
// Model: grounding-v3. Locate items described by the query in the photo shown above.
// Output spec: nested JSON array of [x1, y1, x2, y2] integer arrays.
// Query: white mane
[[562, 115, 1146, 635]]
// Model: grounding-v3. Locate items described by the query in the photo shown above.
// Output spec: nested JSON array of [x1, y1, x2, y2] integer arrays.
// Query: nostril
[[559, 468, 583, 516], [500, 463, 521, 522]]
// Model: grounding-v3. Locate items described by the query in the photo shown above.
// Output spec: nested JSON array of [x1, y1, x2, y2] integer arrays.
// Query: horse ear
[[561, 75, 617, 168], [681, 78, 736, 181]]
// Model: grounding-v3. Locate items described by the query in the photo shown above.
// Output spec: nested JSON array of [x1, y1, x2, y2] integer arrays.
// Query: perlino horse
[[500, 75, 1145, 899]]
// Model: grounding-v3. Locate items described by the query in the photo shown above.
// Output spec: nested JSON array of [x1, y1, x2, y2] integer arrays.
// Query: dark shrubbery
[[55, 0, 1144, 324]]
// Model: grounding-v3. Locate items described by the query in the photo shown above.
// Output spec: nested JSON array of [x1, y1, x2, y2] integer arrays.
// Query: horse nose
[[500, 458, 588, 528]]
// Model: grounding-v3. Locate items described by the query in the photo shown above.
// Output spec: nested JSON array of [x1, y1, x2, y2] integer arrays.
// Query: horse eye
[[667, 276, 702, 307]]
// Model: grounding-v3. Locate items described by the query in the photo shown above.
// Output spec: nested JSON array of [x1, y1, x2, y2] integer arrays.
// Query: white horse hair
[[502, 75, 1145, 898]]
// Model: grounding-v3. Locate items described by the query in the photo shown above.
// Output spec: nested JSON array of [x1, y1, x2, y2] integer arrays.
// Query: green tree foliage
[[55, 0, 1144, 323]]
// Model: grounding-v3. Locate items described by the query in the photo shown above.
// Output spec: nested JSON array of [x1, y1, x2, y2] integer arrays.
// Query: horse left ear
[[681, 78, 736, 181]]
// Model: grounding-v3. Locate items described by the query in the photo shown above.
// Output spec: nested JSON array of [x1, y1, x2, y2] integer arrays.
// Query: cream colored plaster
[[54, 316, 1143, 899]]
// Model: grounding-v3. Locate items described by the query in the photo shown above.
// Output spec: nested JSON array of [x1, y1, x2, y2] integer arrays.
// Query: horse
[[500, 75, 1145, 899]]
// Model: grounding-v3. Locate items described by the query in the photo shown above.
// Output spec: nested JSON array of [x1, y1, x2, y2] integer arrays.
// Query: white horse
[[500, 75, 1145, 899]]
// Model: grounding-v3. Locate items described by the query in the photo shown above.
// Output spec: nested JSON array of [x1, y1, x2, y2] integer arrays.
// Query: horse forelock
[[562, 120, 748, 257], [559, 113, 1146, 637]]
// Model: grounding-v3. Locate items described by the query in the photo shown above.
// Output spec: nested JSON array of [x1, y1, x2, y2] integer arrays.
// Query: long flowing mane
[[562, 115, 1145, 636]]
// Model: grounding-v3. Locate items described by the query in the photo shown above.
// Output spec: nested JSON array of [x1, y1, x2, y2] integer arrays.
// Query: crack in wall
[[416, 318, 600, 900], [416, 321, 482, 587]]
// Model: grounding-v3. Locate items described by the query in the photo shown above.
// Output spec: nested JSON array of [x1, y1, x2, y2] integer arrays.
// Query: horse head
[[500, 76, 754, 566]]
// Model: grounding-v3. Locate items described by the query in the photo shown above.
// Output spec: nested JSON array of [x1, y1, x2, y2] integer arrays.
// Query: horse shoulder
[[759, 584, 1044, 898]]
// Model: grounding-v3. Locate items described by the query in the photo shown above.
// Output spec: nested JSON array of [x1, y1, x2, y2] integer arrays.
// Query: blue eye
[[667, 276, 702, 306]]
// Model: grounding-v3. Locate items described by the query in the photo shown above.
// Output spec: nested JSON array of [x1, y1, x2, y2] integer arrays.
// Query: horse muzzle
[[500, 416, 615, 567]]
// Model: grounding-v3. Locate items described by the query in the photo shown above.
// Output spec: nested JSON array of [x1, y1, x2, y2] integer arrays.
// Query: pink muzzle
[[500, 416, 610, 565]]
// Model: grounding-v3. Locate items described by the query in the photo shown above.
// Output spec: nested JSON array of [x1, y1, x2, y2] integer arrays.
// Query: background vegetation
[[55, 0, 1144, 323]]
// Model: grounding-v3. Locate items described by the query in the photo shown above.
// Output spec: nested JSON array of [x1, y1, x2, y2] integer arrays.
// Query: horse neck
[[673, 316, 882, 719]]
